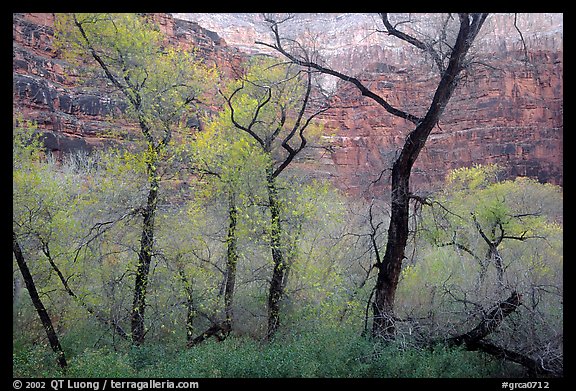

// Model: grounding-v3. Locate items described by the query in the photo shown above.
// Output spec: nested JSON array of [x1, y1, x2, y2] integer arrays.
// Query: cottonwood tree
[[219, 56, 329, 339], [177, 112, 269, 345], [55, 13, 216, 345], [13, 121, 140, 364], [258, 12, 489, 340], [13, 122, 67, 370], [423, 165, 559, 287]]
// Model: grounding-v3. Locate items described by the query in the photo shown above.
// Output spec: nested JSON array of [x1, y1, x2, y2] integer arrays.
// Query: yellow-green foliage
[[397, 164, 562, 343], [446, 163, 501, 192], [219, 56, 324, 152], [14, 14, 563, 378], [54, 13, 217, 142]]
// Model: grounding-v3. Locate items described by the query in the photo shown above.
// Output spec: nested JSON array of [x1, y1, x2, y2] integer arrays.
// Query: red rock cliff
[[299, 14, 563, 195], [13, 13, 562, 196], [13, 12, 244, 156], [319, 46, 562, 196]]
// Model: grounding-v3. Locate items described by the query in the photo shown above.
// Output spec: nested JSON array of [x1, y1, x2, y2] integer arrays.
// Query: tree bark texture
[[224, 191, 239, 329], [13, 231, 67, 369], [131, 173, 159, 345], [371, 14, 488, 339], [266, 172, 286, 340]]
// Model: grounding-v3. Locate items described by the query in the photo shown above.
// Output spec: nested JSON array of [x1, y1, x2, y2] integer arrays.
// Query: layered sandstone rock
[[319, 45, 563, 195], [175, 13, 562, 195], [13, 13, 563, 196], [12, 13, 243, 157]]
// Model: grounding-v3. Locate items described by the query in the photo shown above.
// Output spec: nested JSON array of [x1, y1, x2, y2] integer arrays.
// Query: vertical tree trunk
[[224, 191, 238, 330], [372, 166, 410, 338], [261, 12, 488, 341], [131, 171, 159, 345], [370, 14, 487, 340], [266, 171, 286, 340], [13, 231, 67, 369], [185, 288, 195, 344], [177, 268, 195, 344]]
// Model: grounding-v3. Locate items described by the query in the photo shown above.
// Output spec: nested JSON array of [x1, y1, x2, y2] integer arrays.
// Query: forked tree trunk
[[371, 14, 487, 340], [221, 62, 324, 342], [13, 231, 67, 369], [259, 13, 488, 340]]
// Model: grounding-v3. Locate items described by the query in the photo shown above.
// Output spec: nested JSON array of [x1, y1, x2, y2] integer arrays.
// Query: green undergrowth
[[13, 325, 522, 378]]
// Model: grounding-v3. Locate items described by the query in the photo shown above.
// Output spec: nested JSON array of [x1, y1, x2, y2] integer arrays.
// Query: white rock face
[[172, 13, 562, 72]]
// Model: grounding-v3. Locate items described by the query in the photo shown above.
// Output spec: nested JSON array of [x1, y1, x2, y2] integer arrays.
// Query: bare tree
[[259, 13, 489, 340], [220, 58, 329, 339]]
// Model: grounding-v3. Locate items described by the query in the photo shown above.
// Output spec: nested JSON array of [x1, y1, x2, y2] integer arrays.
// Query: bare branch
[[380, 13, 445, 73], [448, 291, 522, 346], [256, 16, 422, 125], [41, 240, 129, 340], [219, 84, 267, 148]]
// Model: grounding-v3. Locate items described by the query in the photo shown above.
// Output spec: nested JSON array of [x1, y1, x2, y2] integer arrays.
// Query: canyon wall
[[13, 13, 243, 157], [318, 41, 563, 195], [176, 13, 562, 195], [13, 13, 562, 197]]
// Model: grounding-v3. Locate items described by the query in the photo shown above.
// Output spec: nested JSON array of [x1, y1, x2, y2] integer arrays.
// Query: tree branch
[[219, 84, 267, 148], [448, 291, 522, 347], [256, 17, 421, 125], [466, 339, 562, 376], [41, 240, 129, 340], [380, 13, 445, 73]]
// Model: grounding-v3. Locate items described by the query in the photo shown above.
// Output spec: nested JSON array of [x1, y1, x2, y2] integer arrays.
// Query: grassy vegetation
[[13, 324, 522, 378]]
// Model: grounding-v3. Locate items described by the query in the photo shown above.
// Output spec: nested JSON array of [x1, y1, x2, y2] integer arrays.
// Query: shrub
[[13, 325, 523, 378], [66, 349, 135, 378], [13, 344, 63, 378]]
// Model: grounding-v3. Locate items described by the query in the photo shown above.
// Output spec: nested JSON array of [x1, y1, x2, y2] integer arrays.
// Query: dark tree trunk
[[266, 171, 286, 340], [177, 268, 195, 344], [13, 231, 67, 369], [448, 291, 522, 346], [259, 13, 488, 341], [371, 14, 487, 340], [187, 322, 231, 347], [224, 191, 239, 329], [444, 291, 561, 376], [372, 167, 410, 338], [131, 173, 159, 345], [221, 60, 325, 342], [73, 14, 174, 347], [185, 290, 195, 344], [183, 192, 238, 347]]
